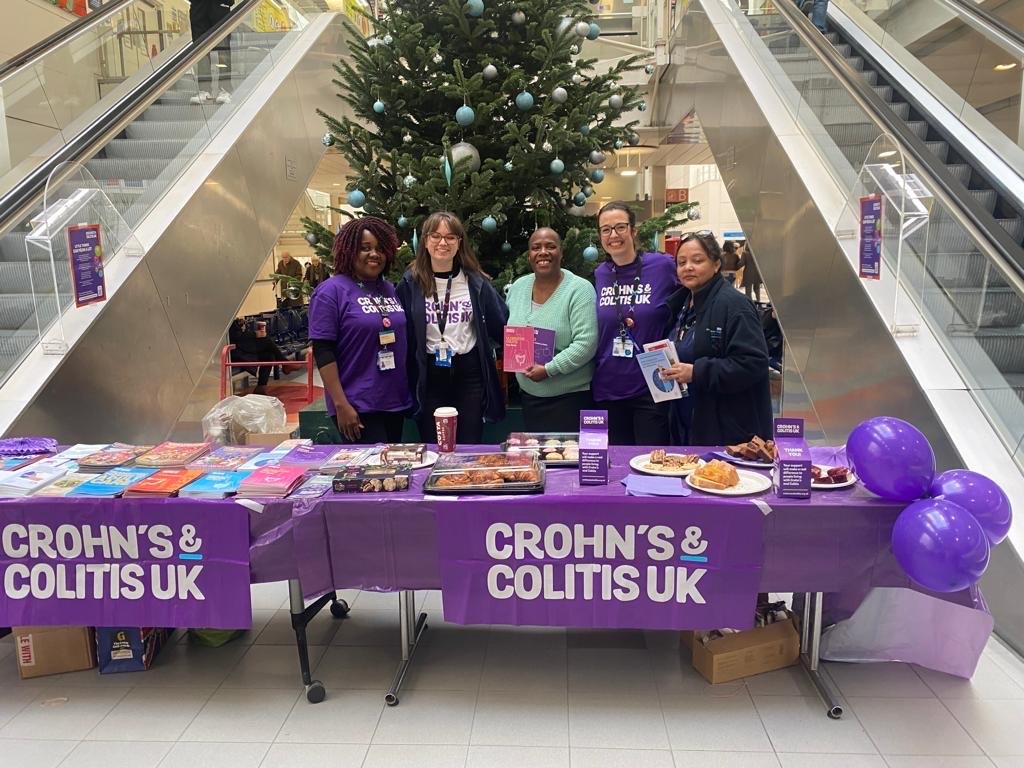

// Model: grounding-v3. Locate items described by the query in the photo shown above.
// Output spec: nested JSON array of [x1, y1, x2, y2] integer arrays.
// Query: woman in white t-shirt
[[396, 212, 508, 444]]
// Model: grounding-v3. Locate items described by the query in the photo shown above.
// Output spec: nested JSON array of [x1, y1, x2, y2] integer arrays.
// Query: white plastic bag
[[202, 395, 287, 445]]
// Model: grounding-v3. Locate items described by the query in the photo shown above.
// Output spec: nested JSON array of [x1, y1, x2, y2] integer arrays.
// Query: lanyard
[[611, 256, 643, 336], [675, 302, 697, 341], [433, 274, 454, 338]]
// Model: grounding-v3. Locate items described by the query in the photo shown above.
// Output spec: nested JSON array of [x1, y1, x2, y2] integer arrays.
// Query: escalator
[[0, 0, 347, 440]]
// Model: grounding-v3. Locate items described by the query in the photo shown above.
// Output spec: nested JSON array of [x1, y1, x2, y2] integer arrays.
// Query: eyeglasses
[[598, 222, 632, 237], [680, 229, 715, 240], [427, 233, 461, 244]]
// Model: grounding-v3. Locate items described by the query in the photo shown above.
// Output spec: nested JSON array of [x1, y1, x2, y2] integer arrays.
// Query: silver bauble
[[511, 10, 526, 25], [551, 86, 568, 103], [608, 94, 623, 110], [402, 133, 413, 143], [542, 141, 553, 153], [628, 132, 640, 146], [589, 150, 605, 165], [482, 63, 498, 80], [571, 73, 584, 85], [570, 44, 580, 54], [433, 53, 443, 63], [490, 31, 499, 38], [575, 20, 591, 36], [321, 132, 335, 147], [403, 174, 417, 188], [688, 206, 701, 221], [451, 141, 481, 172], [568, 204, 587, 217], [305, 232, 318, 245]]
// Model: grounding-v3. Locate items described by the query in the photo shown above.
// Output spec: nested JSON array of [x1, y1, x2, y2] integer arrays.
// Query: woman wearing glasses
[[658, 231, 772, 445], [397, 212, 509, 444], [593, 202, 678, 445]]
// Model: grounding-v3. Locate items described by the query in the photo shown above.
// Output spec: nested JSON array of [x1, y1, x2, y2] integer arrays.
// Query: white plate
[[714, 450, 775, 469], [686, 468, 772, 496], [811, 465, 857, 490], [365, 450, 439, 471], [629, 452, 701, 477]]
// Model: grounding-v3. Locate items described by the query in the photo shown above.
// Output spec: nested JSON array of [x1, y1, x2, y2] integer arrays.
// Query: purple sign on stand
[[436, 501, 765, 630], [859, 194, 882, 280], [579, 410, 608, 485], [0, 498, 252, 628], [67, 223, 107, 307]]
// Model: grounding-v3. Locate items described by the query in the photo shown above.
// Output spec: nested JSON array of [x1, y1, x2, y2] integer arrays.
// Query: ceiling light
[[619, 169, 638, 176], [877, 150, 897, 158], [994, 62, 1018, 71], [332, 183, 340, 186]]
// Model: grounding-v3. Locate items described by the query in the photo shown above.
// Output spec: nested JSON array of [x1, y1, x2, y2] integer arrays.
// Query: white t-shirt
[[425, 270, 477, 355]]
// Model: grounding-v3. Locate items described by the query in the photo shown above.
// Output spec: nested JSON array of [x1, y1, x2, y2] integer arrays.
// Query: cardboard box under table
[[13, 626, 95, 679], [682, 617, 801, 684]]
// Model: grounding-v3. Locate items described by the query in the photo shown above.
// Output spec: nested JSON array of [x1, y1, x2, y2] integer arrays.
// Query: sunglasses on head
[[680, 229, 715, 240]]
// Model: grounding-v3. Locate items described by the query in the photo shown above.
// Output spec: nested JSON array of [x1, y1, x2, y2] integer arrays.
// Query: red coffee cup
[[434, 407, 458, 453]]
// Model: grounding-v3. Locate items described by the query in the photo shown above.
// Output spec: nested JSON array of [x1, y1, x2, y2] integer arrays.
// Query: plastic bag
[[202, 395, 287, 445], [188, 628, 246, 648]]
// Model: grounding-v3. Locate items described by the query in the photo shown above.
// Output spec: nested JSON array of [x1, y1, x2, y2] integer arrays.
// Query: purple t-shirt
[[592, 251, 677, 401], [308, 275, 413, 416]]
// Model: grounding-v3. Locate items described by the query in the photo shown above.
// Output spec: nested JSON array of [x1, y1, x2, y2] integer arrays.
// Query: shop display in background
[[253, 0, 293, 32]]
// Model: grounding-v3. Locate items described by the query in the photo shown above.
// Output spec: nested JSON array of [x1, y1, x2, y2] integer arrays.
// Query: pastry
[[563, 448, 579, 460], [545, 452, 564, 461], [691, 460, 740, 490], [644, 451, 699, 471]]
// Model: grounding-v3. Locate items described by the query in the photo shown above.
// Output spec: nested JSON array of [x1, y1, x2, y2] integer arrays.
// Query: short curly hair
[[332, 216, 399, 278]]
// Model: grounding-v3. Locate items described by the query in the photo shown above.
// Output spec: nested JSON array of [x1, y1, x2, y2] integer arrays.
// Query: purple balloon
[[892, 498, 990, 592], [930, 469, 1012, 546], [846, 417, 935, 501]]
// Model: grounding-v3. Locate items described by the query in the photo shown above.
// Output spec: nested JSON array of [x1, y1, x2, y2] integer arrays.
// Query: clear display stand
[[24, 164, 144, 355], [834, 135, 934, 336]]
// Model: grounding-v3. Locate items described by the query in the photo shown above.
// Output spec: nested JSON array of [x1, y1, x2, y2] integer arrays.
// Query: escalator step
[[944, 164, 972, 184], [104, 139, 190, 160], [835, 43, 852, 57], [872, 85, 893, 102], [859, 70, 878, 86], [926, 141, 949, 163], [85, 158, 170, 181], [891, 102, 911, 119], [906, 121, 929, 139], [125, 121, 205, 140], [971, 188, 998, 213]]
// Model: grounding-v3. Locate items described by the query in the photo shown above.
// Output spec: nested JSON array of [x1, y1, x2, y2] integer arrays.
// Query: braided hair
[[332, 216, 399, 278]]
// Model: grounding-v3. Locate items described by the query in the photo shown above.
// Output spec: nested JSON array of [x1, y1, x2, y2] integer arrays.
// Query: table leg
[[799, 591, 844, 719], [288, 579, 348, 704], [385, 589, 429, 706]]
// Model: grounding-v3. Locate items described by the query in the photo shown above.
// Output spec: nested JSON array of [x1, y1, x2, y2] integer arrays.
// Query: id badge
[[377, 350, 396, 371], [612, 337, 634, 358], [433, 343, 452, 368], [378, 329, 396, 346], [622, 339, 634, 358]]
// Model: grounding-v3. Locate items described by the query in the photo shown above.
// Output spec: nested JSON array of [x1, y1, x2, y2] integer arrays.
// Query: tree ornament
[[575, 20, 591, 36], [589, 150, 605, 165], [397, 215, 408, 227], [511, 10, 526, 25], [482, 63, 498, 80], [321, 132, 335, 147], [551, 86, 568, 103], [305, 232, 318, 245], [557, 16, 573, 33], [583, 185, 594, 197], [504, 161, 514, 171], [590, 169, 605, 182], [373, 99, 386, 113], [574, 192, 586, 206], [639, 102, 647, 112], [443, 156, 453, 186], [608, 94, 623, 110], [571, 73, 584, 85], [347, 189, 366, 207], [502, 240, 513, 253], [645, 63, 655, 74], [490, 31, 499, 38], [515, 91, 535, 110], [451, 141, 481, 172], [455, 105, 476, 127], [366, 37, 381, 47], [583, 245, 599, 261], [550, 158, 565, 174], [587, 22, 600, 39], [580, 124, 590, 135], [433, 52, 443, 64], [403, 133, 412, 144], [464, 0, 484, 17], [383, 34, 393, 44], [403, 173, 417, 188], [568, 204, 587, 217], [482, 215, 498, 232], [570, 44, 580, 54], [542, 141, 553, 153], [628, 132, 641, 146], [412, 230, 419, 253], [614, 139, 625, 149]]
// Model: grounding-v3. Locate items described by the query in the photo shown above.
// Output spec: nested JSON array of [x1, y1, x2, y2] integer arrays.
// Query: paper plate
[[686, 468, 772, 496], [628, 452, 701, 477], [713, 450, 775, 469], [365, 450, 439, 471], [811, 465, 857, 490]]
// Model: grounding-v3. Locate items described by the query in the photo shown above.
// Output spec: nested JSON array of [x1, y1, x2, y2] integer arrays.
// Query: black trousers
[[234, 337, 285, 386], [331, 411, 406, 445], [417, 351, 486, 445], [595, 393, 671, 446], [521, 389, 594, 433], [190, 0, 233, 90]]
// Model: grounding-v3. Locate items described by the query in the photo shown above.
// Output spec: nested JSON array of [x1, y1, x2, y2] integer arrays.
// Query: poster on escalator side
[[67, 223, 107, 308], [859, 194, 882, 280]]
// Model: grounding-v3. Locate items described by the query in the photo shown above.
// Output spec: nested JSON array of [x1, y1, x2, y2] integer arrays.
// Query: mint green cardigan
[[505, 269, 598, 397]]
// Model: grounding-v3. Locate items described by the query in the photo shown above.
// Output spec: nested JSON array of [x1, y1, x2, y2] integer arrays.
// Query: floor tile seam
[[745, 682, 787, 760], [55, 739, 176, 768], [62, 685, 132, 744], [0, 688, 47, 730], [159, 741, 272, 768], [878, 753, 998, 765], [930, 690, 1004, 758], [753, 690, 884, 758], [984, 655, 1024, 694], [81, 685, 219, 742]]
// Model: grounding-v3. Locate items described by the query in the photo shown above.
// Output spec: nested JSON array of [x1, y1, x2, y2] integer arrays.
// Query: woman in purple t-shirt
[[308, 217, 413, 443], [592, 202, 677, 446]]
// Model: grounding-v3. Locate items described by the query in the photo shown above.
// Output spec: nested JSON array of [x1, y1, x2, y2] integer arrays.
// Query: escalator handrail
[[0, 0, 267, 239], [0, 0, 135, 81], [770, 0, 1024, 296], [935, 0, 1024, 60]]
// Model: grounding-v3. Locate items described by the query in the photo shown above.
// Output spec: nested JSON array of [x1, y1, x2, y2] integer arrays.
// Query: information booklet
[[237, 445, 293, 471], [70, 467, 159, 497], [0, 455, 43, 472], [636, 348, 683, 403], [187, 445, 265, 471], [503, 326, 557, 373], [123, 468, 205, 497], [319, 447, 375, 474], [278, 444, 338, 468], [35, 473, 93, 497], [288, 474, 334, 499], [180, 471, 251, 499], [135, 442, 211, 468], [0, 465, 68, 497], [238, 465, 308, 497], [78, 444, 153, 472]]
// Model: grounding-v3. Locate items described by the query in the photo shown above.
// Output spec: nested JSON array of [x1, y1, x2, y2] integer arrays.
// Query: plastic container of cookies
[[502, 432, 580, 466], [424, 451, 546, 495], [332, 465, 412, 493]]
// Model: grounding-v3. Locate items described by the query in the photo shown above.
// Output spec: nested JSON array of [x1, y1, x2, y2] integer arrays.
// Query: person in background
[[658, 231, 773, 445], [305, 253, 330, 291], [721, 240, 741, 286], [762, 304, 784, 376], [809, 0, 829, 32], [228, 318, 291, 396], [397, 212, 508, 444], [189, 0, 235, 105], [274, 251, 304, 308], [738, 240, 764, 303], [308, 217, 412, 443], [505, 228, 598, 432], [592, 202, 678, 446]]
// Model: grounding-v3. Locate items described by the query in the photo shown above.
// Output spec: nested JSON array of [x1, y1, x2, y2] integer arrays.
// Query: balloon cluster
[[846, 417, 1012, 593]]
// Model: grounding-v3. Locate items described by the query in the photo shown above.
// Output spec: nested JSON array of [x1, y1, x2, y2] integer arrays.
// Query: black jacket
[[664, 273, 772, 445], [396, 269, 509, 423]]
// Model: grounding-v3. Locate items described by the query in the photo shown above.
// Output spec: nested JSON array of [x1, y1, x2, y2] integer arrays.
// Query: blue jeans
[[810, 0, 828, 31]]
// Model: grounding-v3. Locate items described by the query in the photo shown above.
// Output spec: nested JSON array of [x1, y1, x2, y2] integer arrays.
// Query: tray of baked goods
[[715, 436, 777, 468], [502, 432, 580, 466], [424, 451, 546, 494]]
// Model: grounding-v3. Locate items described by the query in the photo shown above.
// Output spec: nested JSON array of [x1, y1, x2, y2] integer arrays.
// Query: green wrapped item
[[188, 628, 246, 647]]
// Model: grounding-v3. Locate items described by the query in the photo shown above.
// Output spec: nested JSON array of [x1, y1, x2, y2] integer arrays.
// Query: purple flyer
[[773, 417, 811, 499], [67, 223, 107, 308], [533, 327, 556, 366], [859, 195, 882, 280], [579, 410, 609, 485]]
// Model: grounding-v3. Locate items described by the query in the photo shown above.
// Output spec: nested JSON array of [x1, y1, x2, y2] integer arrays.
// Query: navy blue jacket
[[664, 273, 773, 445], [396, 269, 509, 423]]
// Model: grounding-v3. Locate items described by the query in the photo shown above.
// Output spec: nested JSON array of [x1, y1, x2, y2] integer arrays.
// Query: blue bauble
[[574, 192, 586, 206], [583, 185, 594, 197], [587, 22, 601, 40], [482, 215, 498, 232], [373, 100, 386, 113], [515, 91, 535, 110], [397, 215, 408, 227], [580, 124, 590, 135], [645, 63, 655, 75], [465, 0, 484, 16], [614, 139, 624, 149], [583, 245, 599, 262], [455, 105, 476, 127], [590, 169, 605, 183], [501, 240, 513, 253], [347, 189, 366, 207], [550, 158, 565, 174]]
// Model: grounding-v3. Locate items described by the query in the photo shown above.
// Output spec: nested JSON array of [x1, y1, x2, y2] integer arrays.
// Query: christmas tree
[[304, 0, 653, 285]]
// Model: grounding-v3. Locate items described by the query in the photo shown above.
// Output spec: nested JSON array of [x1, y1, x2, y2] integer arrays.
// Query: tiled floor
[[3, 582, 1024, 768]]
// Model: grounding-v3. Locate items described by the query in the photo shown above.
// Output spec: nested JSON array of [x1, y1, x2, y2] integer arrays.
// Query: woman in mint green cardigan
[[506, 228, 598, 432]]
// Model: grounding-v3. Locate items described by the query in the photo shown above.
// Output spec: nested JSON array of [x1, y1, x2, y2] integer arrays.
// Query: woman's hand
[[336, 400, 364, 441], [659, 362, 694, 384], [523, 364, 549, 382]]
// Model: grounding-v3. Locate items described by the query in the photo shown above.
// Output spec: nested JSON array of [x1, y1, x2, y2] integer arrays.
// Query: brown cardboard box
[[243, 431, 294, 446], [685, 618, 800, 684], [13, 626, 96, 679]]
